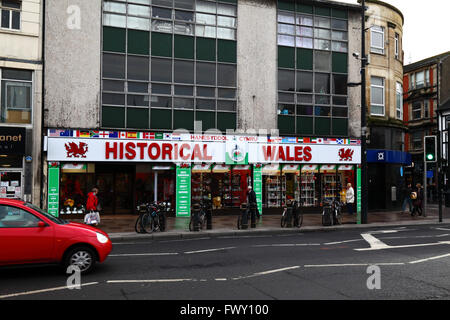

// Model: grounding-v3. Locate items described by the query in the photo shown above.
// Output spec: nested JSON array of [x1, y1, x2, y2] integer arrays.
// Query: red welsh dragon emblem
[[65, 142, 88, 158], [338, 148, 354, 161]]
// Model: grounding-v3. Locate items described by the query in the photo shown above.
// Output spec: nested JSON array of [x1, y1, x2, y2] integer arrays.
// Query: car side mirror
[[38, 221, 47, 228]]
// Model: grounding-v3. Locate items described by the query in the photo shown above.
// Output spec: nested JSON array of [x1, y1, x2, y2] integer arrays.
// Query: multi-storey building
[[43, 0, 363, 218], [403, 52, 450, 197], [0, 0, 43, 204], [361, 0, 409, 210]]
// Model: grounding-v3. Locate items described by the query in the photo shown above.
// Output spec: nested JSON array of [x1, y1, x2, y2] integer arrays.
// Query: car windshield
[[25, 203, 67, 225]]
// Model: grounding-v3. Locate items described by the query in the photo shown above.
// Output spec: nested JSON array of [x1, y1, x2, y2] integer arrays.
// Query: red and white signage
[[47, 137, 361, 164]]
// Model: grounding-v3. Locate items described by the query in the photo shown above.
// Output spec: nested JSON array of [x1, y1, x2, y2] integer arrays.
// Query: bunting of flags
[[47, 129, 361, 145]]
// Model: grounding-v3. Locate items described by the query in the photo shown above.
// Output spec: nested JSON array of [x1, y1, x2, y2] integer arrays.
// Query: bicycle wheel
[[141, 213, 156, 234], [135, 215, 145, 233], [334, 209, 342, 225], [159, 214, 166, 232], [281, 215, 287, 228], [298, 212, 303, 228], [237, 216, 242, 230], [189, 218, 194, 231]]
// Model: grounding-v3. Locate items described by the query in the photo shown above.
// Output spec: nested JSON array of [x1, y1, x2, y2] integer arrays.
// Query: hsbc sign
[[47, 137, 361, 164]]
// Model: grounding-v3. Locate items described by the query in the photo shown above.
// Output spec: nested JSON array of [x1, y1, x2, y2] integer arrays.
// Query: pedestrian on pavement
[[411, 183, 423, 217], [85, 187, 101, 226], [401, 183, 413, 214], [247, 186, 259, 227], [345, 183, 354, 215]]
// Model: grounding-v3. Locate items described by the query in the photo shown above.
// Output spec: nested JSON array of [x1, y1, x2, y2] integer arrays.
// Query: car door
[[0, 204, 55, 264]]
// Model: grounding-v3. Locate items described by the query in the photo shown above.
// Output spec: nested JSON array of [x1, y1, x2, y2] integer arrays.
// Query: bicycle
[[135, 202, 148, 234], [281, 200, 303, 228], [189, 201, 207, 231], [141, 202, 168, 234], [322, 198, 343, 226]]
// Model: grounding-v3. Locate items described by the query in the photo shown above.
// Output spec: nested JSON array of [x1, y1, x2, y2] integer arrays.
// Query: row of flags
[[48, 129, 361, 145]]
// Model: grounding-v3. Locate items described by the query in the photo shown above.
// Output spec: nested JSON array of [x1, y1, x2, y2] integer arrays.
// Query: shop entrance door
[[0, 171, 23, 199], [96, 164, 134, 215]]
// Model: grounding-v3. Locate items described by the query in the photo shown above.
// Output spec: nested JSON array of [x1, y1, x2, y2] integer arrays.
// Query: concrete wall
[[44, 0, 101, 129], [236, 0, 277, 134]]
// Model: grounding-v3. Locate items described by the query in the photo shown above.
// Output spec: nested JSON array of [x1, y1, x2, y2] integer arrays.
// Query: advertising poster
[[176, 165, 191, 217], [253, 166, 263, 215], [47, 164, 60, 217]]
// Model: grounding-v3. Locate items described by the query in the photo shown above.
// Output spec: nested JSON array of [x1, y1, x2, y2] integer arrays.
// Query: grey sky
[[334, 0, 450, 64]]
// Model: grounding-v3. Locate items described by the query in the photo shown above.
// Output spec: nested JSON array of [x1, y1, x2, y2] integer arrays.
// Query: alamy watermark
[[366, 265, 381, 290]]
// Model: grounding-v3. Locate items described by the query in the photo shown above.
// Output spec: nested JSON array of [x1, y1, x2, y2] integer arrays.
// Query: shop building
[[0, 0, 43, 204], [43, 0, 363, 217]]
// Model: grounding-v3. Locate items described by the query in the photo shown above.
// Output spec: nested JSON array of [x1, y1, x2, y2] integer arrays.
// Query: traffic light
[[424, 136, 437, 162]]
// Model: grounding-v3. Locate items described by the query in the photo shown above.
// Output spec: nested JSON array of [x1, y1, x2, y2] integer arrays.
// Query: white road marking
[[359, 233, 391, 250], [409, 253, 450, 264], [324, 239, 362, 245], [253, 266, 300, 275], [109, 252, 179, 257], [304, 263, 405, 268], [252, 243, 321, 248], [107, 279, 192, 284], [435, 227, 450, 231], [215, 278, 228, 281], [184, 247, 235, 254], [0, 282, 98, 299], [356, 241, 450, 251], [160, 237, 211, 243]]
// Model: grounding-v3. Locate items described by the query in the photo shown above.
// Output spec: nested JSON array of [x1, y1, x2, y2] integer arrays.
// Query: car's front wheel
[[64, 246, 96, 274]]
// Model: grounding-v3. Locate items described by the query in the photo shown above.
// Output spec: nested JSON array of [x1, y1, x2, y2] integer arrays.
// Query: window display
[[263, 164, 281, 208], [300, 165, 318, 207]]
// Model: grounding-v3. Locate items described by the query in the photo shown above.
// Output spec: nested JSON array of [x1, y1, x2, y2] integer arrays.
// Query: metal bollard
[[206, 206, 212, 230], [240, 203, 248, 229], [250, 202, 257, 228], [192, 203, 201, 231]]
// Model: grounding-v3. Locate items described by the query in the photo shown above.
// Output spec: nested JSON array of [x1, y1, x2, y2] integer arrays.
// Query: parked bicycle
[[135, 201, 169, 234], [321, 198, 343, 226], [281, 200, 303, 228]]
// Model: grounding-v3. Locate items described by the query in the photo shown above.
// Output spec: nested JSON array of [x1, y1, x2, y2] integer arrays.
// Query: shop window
[[1, 68, 32, 125], [128, 29, 150, 55], [127, 107, 149, 129], [102, 106, 125, 128], [196, 37, 216, 61], [103, 26, 126, 53], [151, 108, 172, 129]]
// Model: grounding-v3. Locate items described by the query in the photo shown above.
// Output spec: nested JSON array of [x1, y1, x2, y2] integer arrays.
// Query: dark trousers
[[347, 202, 354, 215]]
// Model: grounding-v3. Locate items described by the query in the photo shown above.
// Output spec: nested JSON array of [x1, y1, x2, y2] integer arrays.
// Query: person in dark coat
[[401, 183, 413, 214], [411, 183, 423, 216]]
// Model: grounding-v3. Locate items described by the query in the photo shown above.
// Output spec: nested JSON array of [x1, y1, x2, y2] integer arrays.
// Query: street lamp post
[[360, 0, 368, 224]]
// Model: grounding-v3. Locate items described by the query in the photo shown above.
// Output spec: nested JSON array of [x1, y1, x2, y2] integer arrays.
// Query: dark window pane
[[1, 10, 10, 28], [152, 83, 171, 94], [315, 95, 330, 105], [278, 70, 295, 91], [278, 104, 294, 115], [103, 53, 126, 79], [175, 10, 194, 21], [153, 0, 173, 7], [151, 58, 172, 82], [2, 68, 32, 81], [174, 97, 194, 109], [127, 94, 149, 106], [174, 60, 194, 84], [332, 18, 347, 30], [129, 82, 149, 93], [11, 10, 19, 29], [175, 0, 194, 9], [314, 106, 330, 116], [196, 99, 215, 110], [102, 106, 125, 128], [103, 80, 125, 92], [151, 95, 172, 108], [197, 86, 215, 97], [218, 88, 235, 98], [217, 64, 236, 87], [332, 107, 348, 117], [333, 96, 347, 105], [174, 85, 193, 95], [151, 108, 172, 129], [314, 51, 331, 71], [279, 92, 295, 103], [296, 71, 313, 92], [127, 56, 149, 81], [196, 62, 216, 85], [152, 7, 172, 18], [296, 105, 313, 116], [127, 108, 149, 129], [3, 1, 21, 9], [315, 73, 330, 94], [332, 74, 347, 95], [217, 100, 235, 111], [297, 94, 312, 104], [102, 93, 125, 105]]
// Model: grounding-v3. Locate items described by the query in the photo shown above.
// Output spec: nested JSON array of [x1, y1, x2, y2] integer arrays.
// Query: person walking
[[345, 183, 354, 215], [85, 187, 100, 226], [247, 186, 258, 228], [401, 183, 413, 214], [411, 183, 423, 217]]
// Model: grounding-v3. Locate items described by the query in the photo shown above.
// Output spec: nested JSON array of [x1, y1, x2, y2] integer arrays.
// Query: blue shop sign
[[367, 150, 412, 165]]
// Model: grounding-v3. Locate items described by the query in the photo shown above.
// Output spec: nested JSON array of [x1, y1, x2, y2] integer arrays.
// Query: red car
[[0, 199, 112, 273]]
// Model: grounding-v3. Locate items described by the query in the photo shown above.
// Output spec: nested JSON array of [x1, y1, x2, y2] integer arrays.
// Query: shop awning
[[212, 164, 230, 173], [301, 164, 318, 173], [192, 164, 212, 173], [282, 164, 300, 174], [262, 164, 280, 175], [320, 165, 337, 173], [338, 165, 353, 171], [152, 165, 174, 170]]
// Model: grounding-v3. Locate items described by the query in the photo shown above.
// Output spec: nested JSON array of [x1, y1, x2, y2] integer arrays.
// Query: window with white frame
[[396, 82, 403, 119], [412, 101, 421, 120], [415, 71, 424, 88], [370, 76, 384, 116], [0, 68, 33, 124], [425, 69, 430, 86], [410, 73, 415, 90], [394, 33, 399, 59], [370, 26, 384, 54], [0, 0, 21, 30], [411, 131, 422, 150]]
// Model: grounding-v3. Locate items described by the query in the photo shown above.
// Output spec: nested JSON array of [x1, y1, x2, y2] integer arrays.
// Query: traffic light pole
[[424, 161, 427, 217], [361, 0, 368, 224]]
